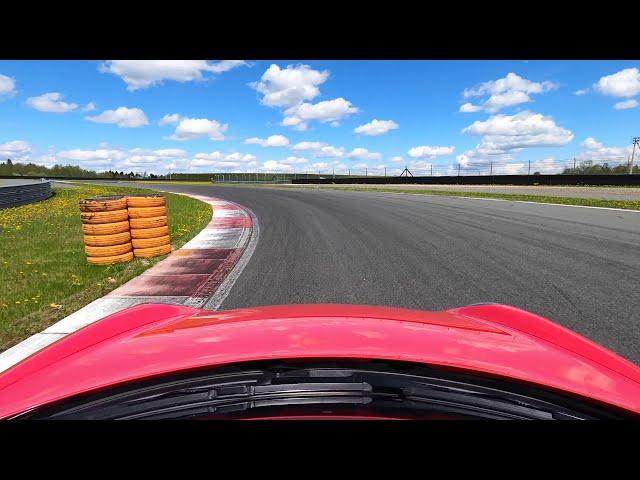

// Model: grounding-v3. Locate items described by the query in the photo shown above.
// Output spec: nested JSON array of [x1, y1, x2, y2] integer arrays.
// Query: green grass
[[232, 183, 640, 210], [0, 184, 211, 351]]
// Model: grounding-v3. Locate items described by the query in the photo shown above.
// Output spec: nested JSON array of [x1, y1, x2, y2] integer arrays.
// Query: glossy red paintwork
[[0, 303, 639, 418]]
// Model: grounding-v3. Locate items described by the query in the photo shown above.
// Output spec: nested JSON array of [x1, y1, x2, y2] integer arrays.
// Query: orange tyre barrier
[[127, 206, 167, 218], [79, 194, 171, 264], [81, 220, 130, 236], [126, 195, 166, 208], [130, 225, 169, 239], [134, 243, 172, 258], [84, 243, 132, 257], [79, 195, 128, 212], [129, 215, 167, 229], [80, 209, 129, 224], [83, 231, 131, 247], [87, 251, 134, 265], [132, 235, 170, 249]]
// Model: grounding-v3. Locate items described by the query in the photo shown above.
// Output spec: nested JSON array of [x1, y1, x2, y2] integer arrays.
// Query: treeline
[[0, 159, 163, 179], [562, 160, 639, 175]]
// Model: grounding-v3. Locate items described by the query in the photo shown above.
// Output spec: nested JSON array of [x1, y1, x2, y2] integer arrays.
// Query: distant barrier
[[292, 174, 640, 187], [0, 181, 52, 209]]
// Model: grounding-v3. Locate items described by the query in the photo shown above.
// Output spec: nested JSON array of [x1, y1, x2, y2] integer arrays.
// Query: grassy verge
[[228, 183, 640, 210], [0, 184, 211, 351]]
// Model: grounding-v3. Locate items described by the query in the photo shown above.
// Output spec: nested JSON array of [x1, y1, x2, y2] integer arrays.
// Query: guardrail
[[0, 181, 53, 209], [292, 174, 640, 186]]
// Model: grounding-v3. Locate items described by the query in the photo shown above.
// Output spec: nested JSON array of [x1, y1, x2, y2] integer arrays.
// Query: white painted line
[[213, 209, 247, 218], [182, 228, 246, 249]]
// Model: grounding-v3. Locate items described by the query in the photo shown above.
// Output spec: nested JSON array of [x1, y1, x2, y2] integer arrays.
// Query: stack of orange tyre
[[127, 195, 172, 258], [79, 195, 134, 265]]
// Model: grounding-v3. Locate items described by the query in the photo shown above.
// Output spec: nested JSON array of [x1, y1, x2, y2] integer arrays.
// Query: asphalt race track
[[65, 182, 640, 364]]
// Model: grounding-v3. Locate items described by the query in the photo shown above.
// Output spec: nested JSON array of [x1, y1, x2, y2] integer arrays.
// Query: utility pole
[[528, 160, 531, 176], [490, 160, 493, 176], [384, 167, 387, 177], [573, 157, 576, 171], [629, 137, 640, 174], [348, 168, 351, 176], [365, 167, 368, 176], [430, 164, 433, 177], [458, 163, 461, 176]]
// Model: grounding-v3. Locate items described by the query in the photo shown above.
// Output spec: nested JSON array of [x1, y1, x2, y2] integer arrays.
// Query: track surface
[[63, 182, 640, 364], [280, 183, 640, 201]]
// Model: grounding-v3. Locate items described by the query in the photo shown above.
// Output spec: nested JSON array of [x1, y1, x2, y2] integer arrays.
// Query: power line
[[630, 137, 640, 174]]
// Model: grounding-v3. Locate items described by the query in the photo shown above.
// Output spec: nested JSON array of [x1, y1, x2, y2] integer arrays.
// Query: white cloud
[[26, 92, 78, 113], [614, 99, 638, 110], [57, 148, 127, 167], [191, 151, 255, 168], [575, 89, 589, 96], [460, 73, 557, 113], [407, 145, 455, 158], [207, 60, 247, 73], [581, 137, 602, 150], [121, 148, 187, 168], [462, 111, 573, 152], [86, 107, 149, 128], [167, 117, 228, 141], [251, 64, 357, 131], [282, 98, 358, 131], [594, 68, 640, 97], [352, 162, 370, 170], [0, 140, 31, 160], [311, 162, 329, 170], [291, 141, 344, 158], [578, 137, 630, 162], [459, 103, 483, 113], [391, 156, 403, 162], [13, 145, 186, 173], [245, 134, 289, 147], [0, 74, 16, 100], [99, 60, 247, 90], [262, 160, 294, 172], [354, 119, 399, 136], [528, 157, 564, 174], [280, 156, 308, 165], [82, 102, 96, 112], [159, 113, 182, 126], [348, 147, 382, 161], [33, 146, 58, 167], [250, 64, 329, 108]]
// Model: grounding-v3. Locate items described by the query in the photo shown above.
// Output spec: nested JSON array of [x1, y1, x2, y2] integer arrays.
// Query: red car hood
[[0, 303, 639, 418]]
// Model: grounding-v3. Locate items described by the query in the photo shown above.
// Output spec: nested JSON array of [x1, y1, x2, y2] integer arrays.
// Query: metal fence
[[306, 158, 639, 179], [0, 181, 53, 209], [293, 173, 640, 186]]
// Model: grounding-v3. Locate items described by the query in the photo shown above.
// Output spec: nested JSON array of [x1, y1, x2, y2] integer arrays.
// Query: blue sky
[[0, 60, 638, 176]]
